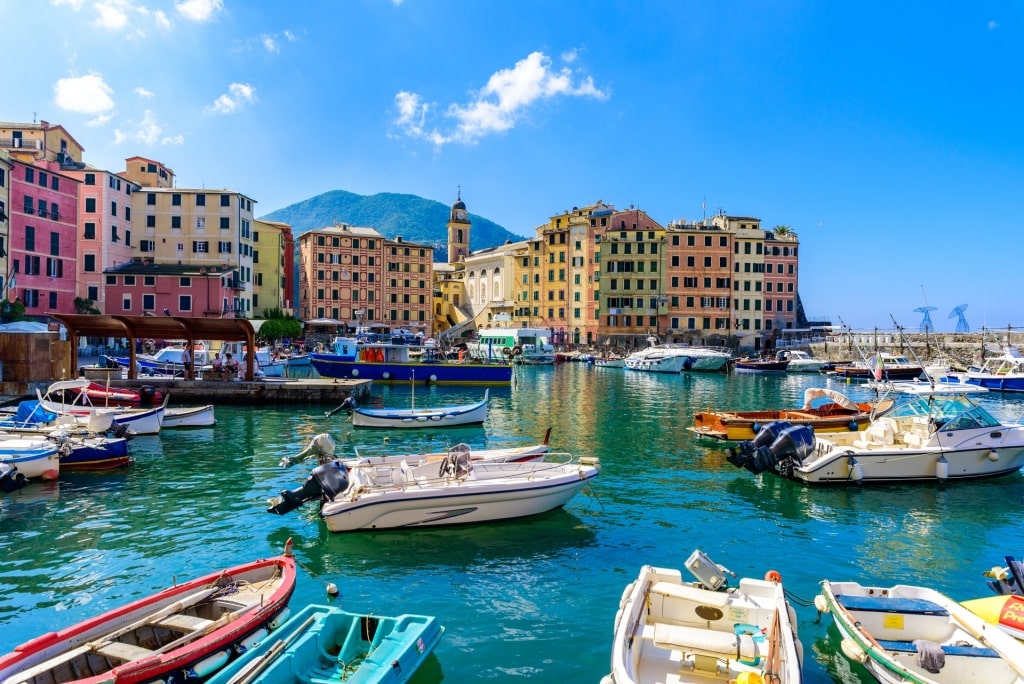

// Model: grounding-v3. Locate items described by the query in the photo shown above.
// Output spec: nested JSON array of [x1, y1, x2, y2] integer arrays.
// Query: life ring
[[512, 345, 523, 356], [764, 570, 782, 584], [501, 346, 513, 357]]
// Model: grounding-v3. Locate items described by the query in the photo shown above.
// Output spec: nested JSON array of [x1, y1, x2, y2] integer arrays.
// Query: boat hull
[[0, 548, 296, 684], [58, 436, 132, 471], [351, 398, 487, 429], [794, 443, 1024, 485], [966, 374, 1024, 392], [603, 562, 803, 684], [204, 603, 443, 684], [162, 405, 216, 428], [310, 354, 513, 385], [690, 409, 870, 441], [821, 580, 1024, 684], [320, 460, 598, 532], [0, 439, 60, 480]]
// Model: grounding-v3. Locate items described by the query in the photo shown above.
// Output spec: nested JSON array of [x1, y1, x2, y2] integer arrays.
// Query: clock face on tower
[[455, 210, 466, 220]]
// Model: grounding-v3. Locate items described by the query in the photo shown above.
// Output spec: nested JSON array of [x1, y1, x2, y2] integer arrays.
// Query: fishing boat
[[162, 405, 216, 429], [733, 357, 790, 374], [268, 449, 600, 532], [347, 387, 488, 429], [776, 349, 827, 373], [601, 549, 803, 684], [310, 336, 513, 386], [204, 603, 444, 684], [724, 391, 1024, 485], [106, 343, 209, 378], [52, 432, 132, 470], [0, 437, 60, 481], [832, 352, 925, 381], [592, 355, 626, 369], [36, 380, 167, 436], [465, 327, 556, 365], [0, 540, 297, 684], [964, 345, 1024, 392], [689, 387, 885, 442], [817, 579, 1024, 684]]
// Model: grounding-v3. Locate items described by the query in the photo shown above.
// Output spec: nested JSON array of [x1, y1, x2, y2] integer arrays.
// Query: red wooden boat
[[66, 382, 165, 407], [0, 540, 296, 684]]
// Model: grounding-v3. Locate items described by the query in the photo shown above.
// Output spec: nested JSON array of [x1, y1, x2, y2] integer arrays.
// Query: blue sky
[[5, 1, 1022, 332]]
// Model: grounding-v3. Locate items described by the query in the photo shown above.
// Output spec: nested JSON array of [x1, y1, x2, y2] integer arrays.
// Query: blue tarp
[[13, 400, 59, 425]]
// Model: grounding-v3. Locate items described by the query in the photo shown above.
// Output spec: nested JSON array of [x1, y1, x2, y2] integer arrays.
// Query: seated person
[[211, 353, 224, 370], [224, 352, 240, 372]]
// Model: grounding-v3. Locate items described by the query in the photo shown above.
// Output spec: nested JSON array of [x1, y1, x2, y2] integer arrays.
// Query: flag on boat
[[873, 354, 884, 381]]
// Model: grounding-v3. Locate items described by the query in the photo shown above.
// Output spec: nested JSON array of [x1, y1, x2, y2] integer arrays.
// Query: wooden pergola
[[49, 314, 258, 380]]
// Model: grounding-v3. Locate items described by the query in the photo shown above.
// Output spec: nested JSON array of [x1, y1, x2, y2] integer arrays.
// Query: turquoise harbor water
[[3, 365, 1024, 682]]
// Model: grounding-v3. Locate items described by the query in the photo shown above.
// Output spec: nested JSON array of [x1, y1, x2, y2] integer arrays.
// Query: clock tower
[[447, 189, 471, 265]]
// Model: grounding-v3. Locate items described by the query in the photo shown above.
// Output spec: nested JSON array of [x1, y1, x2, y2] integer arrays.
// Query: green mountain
[[259, 190, 526, 261]]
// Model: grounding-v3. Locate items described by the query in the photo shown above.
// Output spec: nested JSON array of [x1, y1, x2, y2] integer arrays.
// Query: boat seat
[[650, 622, 759, 661], [94, 641, 155, 663], [650, 582, 731, 607], [875, 639, 998, 658], [835, 594, 948, 615], [154, 613, 216, 633]]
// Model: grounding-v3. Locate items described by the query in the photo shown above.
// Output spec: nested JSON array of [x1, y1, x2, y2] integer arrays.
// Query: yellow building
[[252, 219, 295, 317], [130, 185, 256, 316], [0, 120, 85, 167]]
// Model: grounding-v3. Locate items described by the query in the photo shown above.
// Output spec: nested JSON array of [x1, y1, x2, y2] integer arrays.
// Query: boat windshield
[[883, 394, 1002, 429]]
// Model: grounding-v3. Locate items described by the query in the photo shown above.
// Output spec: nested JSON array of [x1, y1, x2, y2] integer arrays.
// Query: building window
[[220, 194, 230, 207], [147, 193, 156, 205], [179, 295, 192, 311], [171, 216, 181, 229], [220, 217, 229, 229], [85, 197, 96, 213], [196, 194, 206, 206], [84, 254, 96, 272], [84, 173, 96, 185], [172, 193, 181, 206], [142, 294, 155, 311], [84, 223, 96, 239], [122, 296, 131, 311]]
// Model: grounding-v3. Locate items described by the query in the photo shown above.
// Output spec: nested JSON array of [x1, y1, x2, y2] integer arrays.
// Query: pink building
[[8, 158, 80, 315], [103, 260, 242, 318]]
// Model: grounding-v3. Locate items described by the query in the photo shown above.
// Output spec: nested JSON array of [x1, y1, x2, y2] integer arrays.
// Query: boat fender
[[184, 648, 231, 679], [849, 457, 864, 482], [848, 421, 858, 431], [936, 455, 949, 481], [813, 594, 830, 614], [840, 638, 869, 663], [382, 371, 390, 380], [351, 369, 359, 377], [988, 449, 1000, 462], [268, 606, 292, 629], [237, 627, 268, 653], [429, 374, 438, 384], [764, 570, 782, 584]]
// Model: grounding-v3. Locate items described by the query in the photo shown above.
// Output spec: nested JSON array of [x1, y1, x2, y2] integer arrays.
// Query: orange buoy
[[765, 570, 782, 583]]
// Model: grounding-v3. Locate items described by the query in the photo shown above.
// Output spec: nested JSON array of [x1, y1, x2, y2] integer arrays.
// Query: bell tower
[[447, 188, 470, 266]]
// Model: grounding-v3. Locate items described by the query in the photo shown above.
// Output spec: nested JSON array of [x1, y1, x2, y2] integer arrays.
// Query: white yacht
[[624, 337, 731, 373]]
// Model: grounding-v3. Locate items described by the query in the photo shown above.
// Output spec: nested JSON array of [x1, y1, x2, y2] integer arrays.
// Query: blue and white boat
[[348, 389, 488, 429], [0, 437, 60, 481], [965, 345, 1024, 392], [310, 336, 512, 386], [204, 603, 443, 684]]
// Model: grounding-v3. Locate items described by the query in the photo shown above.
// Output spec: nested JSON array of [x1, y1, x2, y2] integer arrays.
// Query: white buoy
[[841, 638, 869, 663], [326, 582, 339, 596], [988, 449, 1000, 462], [814, 595, 830, 613], [849, 457, 864, 482], [936, 455, 949, 481], [351, 368, 359, 377]]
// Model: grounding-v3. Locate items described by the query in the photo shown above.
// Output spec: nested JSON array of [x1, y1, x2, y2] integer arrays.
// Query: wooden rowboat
[[689, 387, 890, 442], [0, 541, 297, 684]]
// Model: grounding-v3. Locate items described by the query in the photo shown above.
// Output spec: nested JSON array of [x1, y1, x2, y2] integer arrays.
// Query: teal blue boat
[[206, 603, 444, 684]]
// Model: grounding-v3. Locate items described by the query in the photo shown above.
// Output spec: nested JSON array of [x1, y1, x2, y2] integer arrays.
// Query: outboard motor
[[726, 420, 793, 470], [767, 425, 816, 479], [138, 385, 157, 405], [268, 460, 349, 515]]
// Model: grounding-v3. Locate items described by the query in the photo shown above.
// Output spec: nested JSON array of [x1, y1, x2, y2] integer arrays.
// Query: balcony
[[0, 138, 42, 150]]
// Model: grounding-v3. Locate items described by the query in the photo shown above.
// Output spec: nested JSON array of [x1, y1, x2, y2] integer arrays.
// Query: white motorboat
[[776, 349, 826, 373], [817, 579, 1024, 684], [345, 390, 488, 429], [625, 337, 731, 373], [162, 404, 216, 428], [602, 549, 803, 684], [964, 345, 1024, 392], [725, 391, 1024, 484], [268, 449, 599, 532], [36, 380, 167, 436]]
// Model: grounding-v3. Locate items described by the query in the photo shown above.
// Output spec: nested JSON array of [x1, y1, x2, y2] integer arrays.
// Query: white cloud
[[87, 113, 113, 127], [988, 19, 999, 30], [176, 0, 223, 22], [393, 50, 609, 146], [154, 9, 171, 28], [283, 30, 295, 41], [113, 109, 182, 145], [54, 73, 116, 115], [208, 83, 257, 114], [94, 0, 130, 29], [262, 35, 279, 53], [134, 86, 155, 98]]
